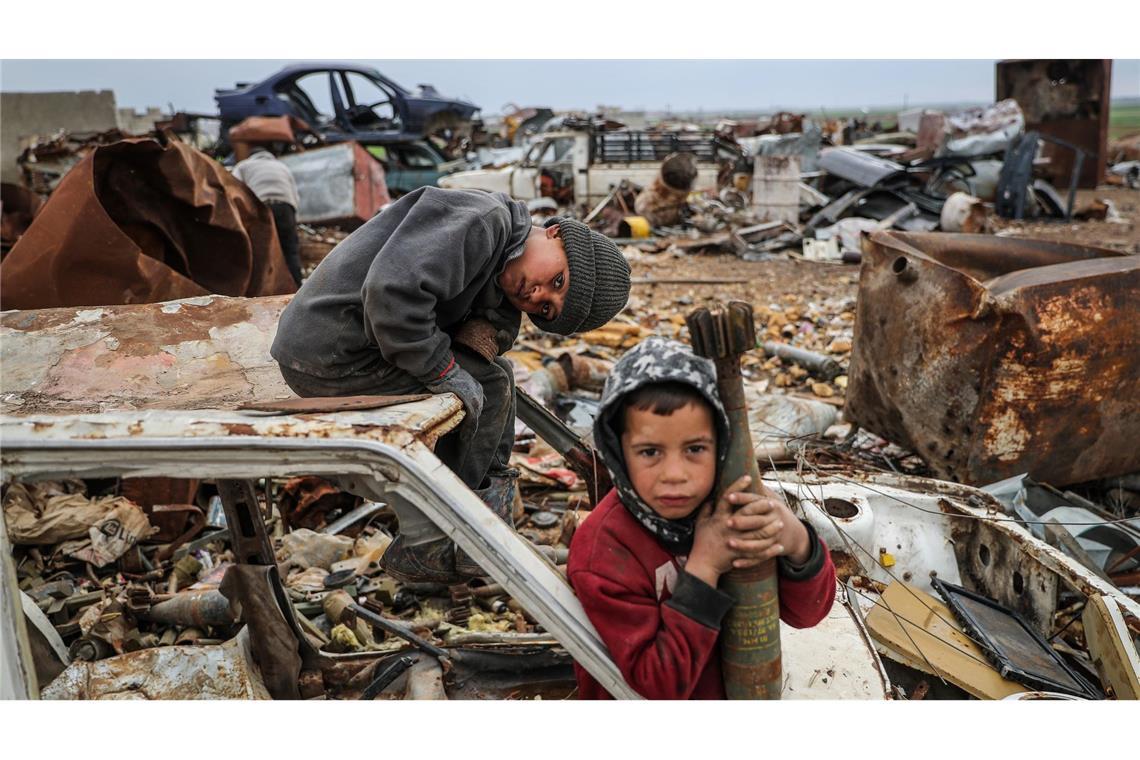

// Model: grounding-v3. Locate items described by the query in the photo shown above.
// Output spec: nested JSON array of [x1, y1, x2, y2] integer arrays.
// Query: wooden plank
[[1082, 594, 1140, 700], [865, 581, 1024, 700], [238, 394, 431, 415]]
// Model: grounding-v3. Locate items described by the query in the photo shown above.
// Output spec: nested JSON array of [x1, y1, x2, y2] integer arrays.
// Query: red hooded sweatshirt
[[568, 488, 836, 699]]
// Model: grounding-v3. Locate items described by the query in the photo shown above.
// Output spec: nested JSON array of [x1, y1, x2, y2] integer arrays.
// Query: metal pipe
[[322, 501, 387, 535], [349, 602, 449, 660], [688, 302, 781, 700], [760, 341, 841, 380], [516, 389, 613, 506]]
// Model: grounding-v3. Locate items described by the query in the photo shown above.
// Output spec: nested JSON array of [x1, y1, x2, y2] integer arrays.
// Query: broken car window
[[342, 71, 399, 131], [287, 73, 337, 126]]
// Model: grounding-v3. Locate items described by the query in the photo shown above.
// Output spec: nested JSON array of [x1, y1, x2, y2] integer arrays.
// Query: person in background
[[232, 144, 303, 285]]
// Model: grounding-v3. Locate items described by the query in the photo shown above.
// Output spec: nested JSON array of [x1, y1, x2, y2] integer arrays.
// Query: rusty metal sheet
[[0, 136, 297, 310], [0, 295, 297, 415], [240, 394, 431, 415], [120, 477, 199, 510], [0, 182, 42, 258], [277, 475, 359, 530], [41, 628, 271, 700], [228, 115, 306, 145], [996, 60, 1112, 189], [846, 231, 1140, 488]]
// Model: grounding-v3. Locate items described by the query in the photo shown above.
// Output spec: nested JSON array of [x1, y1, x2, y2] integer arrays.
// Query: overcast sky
[[4, 59, 1137, 116]]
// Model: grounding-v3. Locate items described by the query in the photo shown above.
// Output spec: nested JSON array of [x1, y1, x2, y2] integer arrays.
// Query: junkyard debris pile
[[6, 474, 571, 700]]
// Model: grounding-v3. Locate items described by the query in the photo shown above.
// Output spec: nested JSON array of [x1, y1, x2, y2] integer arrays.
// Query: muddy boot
[[379, 535, 462, 585], [455, 469, 521, 578]]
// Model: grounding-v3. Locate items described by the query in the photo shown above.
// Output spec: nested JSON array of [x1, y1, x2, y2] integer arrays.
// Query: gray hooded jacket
[[272, 187, 531, 381]]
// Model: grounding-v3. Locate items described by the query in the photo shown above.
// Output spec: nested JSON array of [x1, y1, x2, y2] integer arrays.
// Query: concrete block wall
[[0, 90, 118, 184]]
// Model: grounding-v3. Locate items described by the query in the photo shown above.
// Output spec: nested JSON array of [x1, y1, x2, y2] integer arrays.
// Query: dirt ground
[[302, 185, 1139, 409], [633, 186, 1138, 311], [990, 187, 1140, 253], [567, 185, 1140, 405]]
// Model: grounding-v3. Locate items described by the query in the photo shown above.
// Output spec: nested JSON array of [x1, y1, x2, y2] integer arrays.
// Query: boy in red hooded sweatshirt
[[568, 337, 836, 699]]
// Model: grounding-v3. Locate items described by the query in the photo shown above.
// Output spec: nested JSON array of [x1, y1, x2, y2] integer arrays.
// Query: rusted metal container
[[280, 142, 391, 229], [846, 231, 1140, 488]]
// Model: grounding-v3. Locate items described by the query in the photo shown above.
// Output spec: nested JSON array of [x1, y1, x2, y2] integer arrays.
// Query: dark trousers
[[268, 201, 302, 286], [278, 347, 516, 490]]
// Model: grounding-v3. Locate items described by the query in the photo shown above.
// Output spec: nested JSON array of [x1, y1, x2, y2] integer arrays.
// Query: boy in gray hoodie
[[271, 187, 631, 582]]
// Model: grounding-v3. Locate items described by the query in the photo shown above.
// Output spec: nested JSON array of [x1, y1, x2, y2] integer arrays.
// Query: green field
[[1110, 103, 1140, 141]]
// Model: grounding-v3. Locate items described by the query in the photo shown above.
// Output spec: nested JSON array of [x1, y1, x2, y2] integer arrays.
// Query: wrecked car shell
[[215, 63, 478, 148], [770, 468, 1140, 697], [846, 231, 1140, 488], [2, 408, 893, 699], [0, 407, 638, 699], [1, 295, 893, 699]]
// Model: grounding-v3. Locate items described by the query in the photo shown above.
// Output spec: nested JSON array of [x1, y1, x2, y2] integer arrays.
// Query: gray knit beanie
[[530, 217, 631, 335]]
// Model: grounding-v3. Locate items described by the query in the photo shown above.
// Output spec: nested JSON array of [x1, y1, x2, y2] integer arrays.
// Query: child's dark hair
[[618, 381, 712, 434]]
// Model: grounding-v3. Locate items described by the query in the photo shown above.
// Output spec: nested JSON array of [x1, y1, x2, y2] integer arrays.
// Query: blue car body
[[215, 63, 479, 145]]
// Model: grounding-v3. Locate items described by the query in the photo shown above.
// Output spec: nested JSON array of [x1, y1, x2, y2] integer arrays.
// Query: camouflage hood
[[593, 337, 730, 554]]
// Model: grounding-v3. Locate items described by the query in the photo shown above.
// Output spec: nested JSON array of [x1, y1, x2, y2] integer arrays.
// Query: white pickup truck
[[440, 128, 742, 206]]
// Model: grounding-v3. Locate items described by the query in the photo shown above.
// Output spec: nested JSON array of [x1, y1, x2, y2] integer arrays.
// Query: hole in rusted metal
[[1013, 570, 1024, 594], [824, 498, 859, 519], [979, 544, 991, 566], [892, 256, 918, 282]]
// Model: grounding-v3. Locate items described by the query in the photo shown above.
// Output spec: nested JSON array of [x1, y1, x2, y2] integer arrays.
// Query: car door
[[338, 70, 405, 143], [534, 136, 576, 203], [277, 71, 342, 133]]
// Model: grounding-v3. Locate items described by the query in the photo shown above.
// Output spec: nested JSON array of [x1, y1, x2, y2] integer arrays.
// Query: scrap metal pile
[[572, 94, 1131, 265], [6, 473, 575, 700], [2, 58, 1138, 701]]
